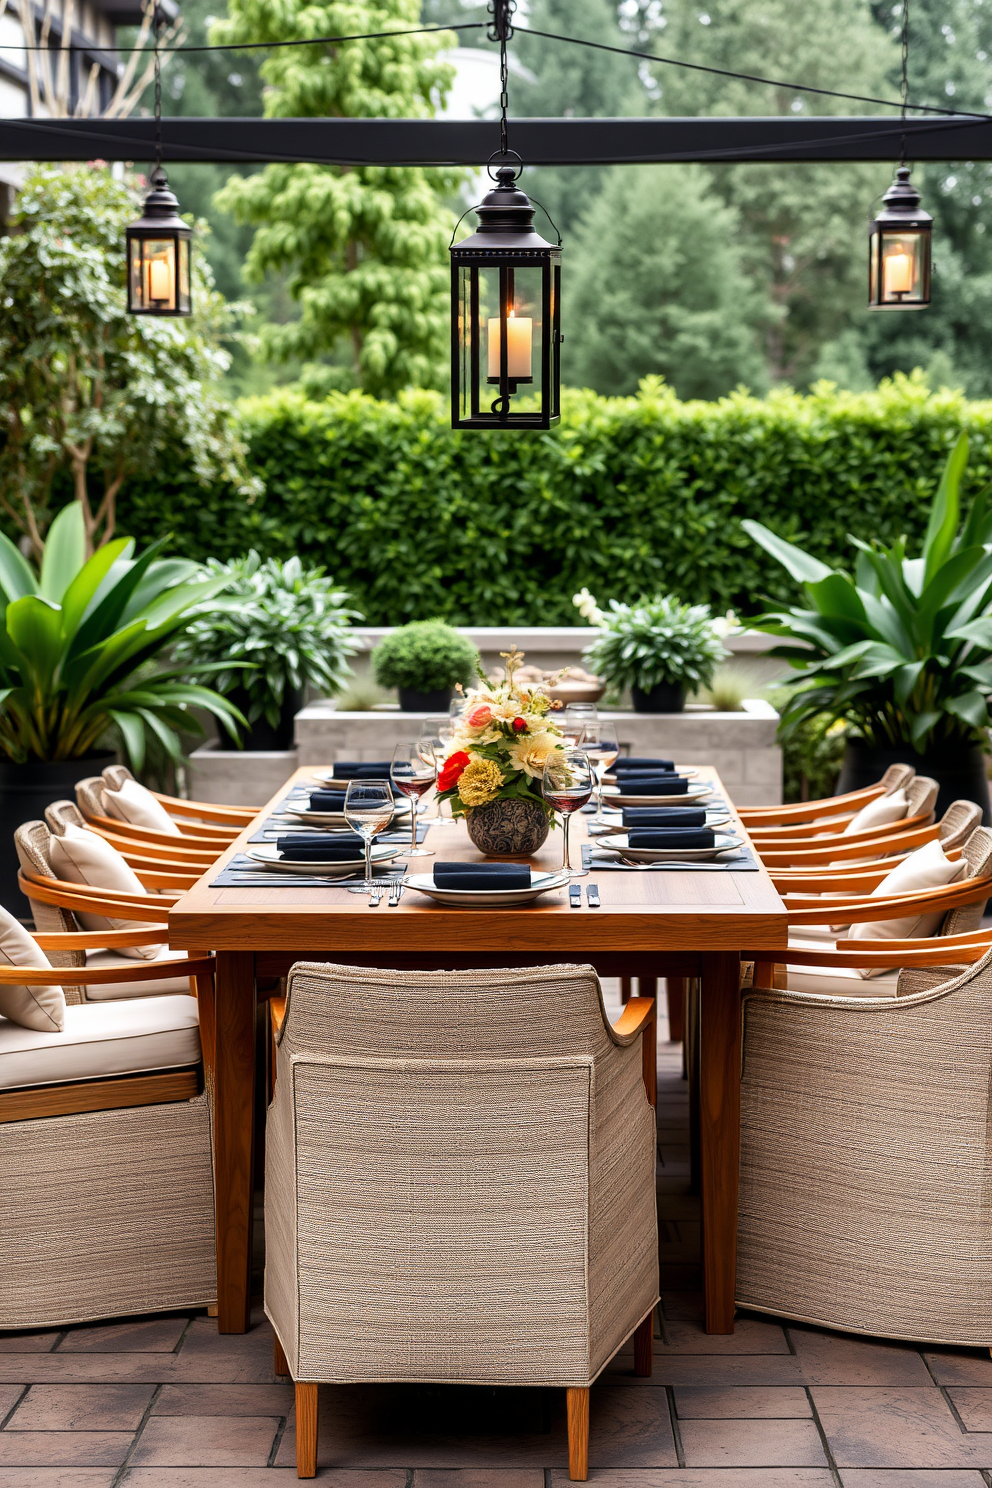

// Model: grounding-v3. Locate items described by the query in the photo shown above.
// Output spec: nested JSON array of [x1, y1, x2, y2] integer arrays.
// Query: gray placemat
[[582, 842, 761, 872], [211, 854, 409, 888], [249, 818, 429, 845]]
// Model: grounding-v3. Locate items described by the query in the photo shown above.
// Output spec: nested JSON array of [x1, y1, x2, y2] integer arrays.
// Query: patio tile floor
[[5, 985, 992, 1484]]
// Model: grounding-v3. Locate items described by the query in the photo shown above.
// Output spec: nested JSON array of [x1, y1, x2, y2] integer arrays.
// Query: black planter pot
[[0, 752, 117, 916], [836, 739, 991, 824], [226, 688, 302, 752], [631, 682, 686, 714], [398, 686, 453, 713]]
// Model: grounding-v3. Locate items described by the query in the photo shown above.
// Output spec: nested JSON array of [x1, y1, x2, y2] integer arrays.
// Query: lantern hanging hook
[[488, 0, 516, 164]]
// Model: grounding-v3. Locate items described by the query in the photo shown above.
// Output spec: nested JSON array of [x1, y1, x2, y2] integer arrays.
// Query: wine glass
[[582, 720, 620, 825], [390, 742, 435, 859], [420, 717, 458, 826], [542, 748, 594, 879], [343, 779, 394, 890], [561, 702, 597, 750]]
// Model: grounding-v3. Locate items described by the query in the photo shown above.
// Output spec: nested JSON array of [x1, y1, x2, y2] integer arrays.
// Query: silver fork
[[369, 882, 384, 906]]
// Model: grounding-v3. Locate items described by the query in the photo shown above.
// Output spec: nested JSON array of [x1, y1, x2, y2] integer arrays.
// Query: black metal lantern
[[450, 166, 561, 429], [868, 166, 932, 311], [126, 166, 192, 316]]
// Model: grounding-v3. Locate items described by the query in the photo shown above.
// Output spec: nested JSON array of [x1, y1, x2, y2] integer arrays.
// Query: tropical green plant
[[0, 504, 243, 766], [743, 433, 992, 752], [372, 620, 478, 694], [581, 593, 728, 694], [174, 551, 362, 731]]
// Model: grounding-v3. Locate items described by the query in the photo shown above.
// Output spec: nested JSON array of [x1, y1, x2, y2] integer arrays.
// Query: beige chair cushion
[[0, 907, 64, 1033], [83, 948, 193, 1001], [785, 964, 900, 998], [102, 778, 180, 837], [48, 824, 162, 961], [847, 838, 966, 973], [0, 994, 200, 1089], [842, 789, 909, 836]]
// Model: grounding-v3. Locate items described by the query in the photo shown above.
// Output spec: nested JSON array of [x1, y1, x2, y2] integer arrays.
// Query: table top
[[169, 766, 788, 956]]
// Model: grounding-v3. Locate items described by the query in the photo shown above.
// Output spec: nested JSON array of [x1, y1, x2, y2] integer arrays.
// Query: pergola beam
[[1, 114, 991, 164]]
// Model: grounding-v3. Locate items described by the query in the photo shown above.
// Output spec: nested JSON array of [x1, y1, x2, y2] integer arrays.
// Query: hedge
[[117, 372, 992, 626]]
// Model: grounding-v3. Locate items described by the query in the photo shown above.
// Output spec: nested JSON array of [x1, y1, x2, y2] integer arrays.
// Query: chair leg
[[566, 1386, 589, 1481], [665, 977, 686, 1043], [274, 1334, 289, 1377], [296, 1381, 318, 1478], [633, 1310, 654, 1377], [620, 976, 632, 1005]]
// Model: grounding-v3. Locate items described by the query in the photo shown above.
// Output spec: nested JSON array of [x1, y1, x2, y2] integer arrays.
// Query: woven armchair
[[737, 948, 992, 1347], [266, 961, 660, 1480]]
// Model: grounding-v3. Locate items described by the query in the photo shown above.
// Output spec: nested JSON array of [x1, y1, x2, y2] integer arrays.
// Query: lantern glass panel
[[178, 237, 191, 312], [457, 261, 547, 423], [144, 238, 177, 311]]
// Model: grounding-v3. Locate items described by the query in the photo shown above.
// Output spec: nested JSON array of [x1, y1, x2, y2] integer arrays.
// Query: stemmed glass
[[390, 742, 435, 859], [343, 779, 394, 890], [582, 720, 620, 825], [420, 717, 458, 826], [561, 702, 597, 749], [542, 749, 594, 879]]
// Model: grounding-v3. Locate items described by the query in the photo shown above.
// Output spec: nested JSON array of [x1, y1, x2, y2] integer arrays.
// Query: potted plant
[[435, 649, 561, 857], [743, 432, 992, 818], [0, 503, 243, 907], [372, 620, 479, 712], [175, 552, 362, 749], [579, 591, 729, 712]]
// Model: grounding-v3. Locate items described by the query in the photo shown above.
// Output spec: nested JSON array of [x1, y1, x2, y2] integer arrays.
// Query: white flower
[[711, 609, 740, 639], [573, 587, 605, 625], [508, 730, 563, 778]]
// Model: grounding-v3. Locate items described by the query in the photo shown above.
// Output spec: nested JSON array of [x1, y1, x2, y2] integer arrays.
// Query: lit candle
[[883, 250, 914, 296], [147, 257, 172, 305], [487, 312, 533, 379]]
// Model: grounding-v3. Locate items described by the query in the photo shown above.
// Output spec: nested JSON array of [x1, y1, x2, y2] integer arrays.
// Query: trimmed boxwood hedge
[[116, 372, 992, 626]]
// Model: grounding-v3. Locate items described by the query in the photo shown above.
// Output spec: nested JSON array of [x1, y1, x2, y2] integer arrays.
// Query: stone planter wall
[[187, 742, 298, 808]]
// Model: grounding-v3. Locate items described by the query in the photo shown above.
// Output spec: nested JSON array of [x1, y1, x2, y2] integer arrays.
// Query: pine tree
[[211, 0, 464, 396]]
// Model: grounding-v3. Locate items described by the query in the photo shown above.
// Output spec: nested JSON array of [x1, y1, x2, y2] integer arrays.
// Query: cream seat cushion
[[83, 948, 192, 1001], [0, 907, 64, 1032], [784, 964, 900, 999], [0, 994, 200, 1089], [48, 823, 163, 961], [847, 837, 965, 963], [103, 777, 181, 837], [841, 789, 909, 836]]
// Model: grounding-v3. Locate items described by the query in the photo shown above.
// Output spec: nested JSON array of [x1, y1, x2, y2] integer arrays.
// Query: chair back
[[906, 775, 939, 822], [938, 800, 983, 852], [45, 801, 87, 837], [879, 763, 916, 794], [268, 961, 658, 1389], [940, 826, 992, 937], [102, 765, 135, 793], [13, 822, 83, 979], [75, 776, 110, 822]]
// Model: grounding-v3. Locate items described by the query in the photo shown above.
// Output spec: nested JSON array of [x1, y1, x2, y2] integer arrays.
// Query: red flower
[[437, 751, 470, 793], [512, 717, 527, 733]]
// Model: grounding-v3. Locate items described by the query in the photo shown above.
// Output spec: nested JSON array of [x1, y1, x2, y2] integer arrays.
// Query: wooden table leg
[[213, 950, 257, 1334], [665, 977, 686, 1043], [699, 952, 741, 1334]]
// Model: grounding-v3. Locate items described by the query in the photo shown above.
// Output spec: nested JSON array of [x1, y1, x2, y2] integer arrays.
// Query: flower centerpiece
[[436, 648, 564, 858]]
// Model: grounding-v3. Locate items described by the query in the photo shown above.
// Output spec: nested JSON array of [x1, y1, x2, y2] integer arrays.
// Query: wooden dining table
[[169, 764, 788, 1337]]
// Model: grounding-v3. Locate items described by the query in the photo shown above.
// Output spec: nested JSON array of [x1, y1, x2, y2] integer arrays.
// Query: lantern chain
[[152, 0, 163, 176], [488, 0, 516, 166], [899, 0, 910, 165]]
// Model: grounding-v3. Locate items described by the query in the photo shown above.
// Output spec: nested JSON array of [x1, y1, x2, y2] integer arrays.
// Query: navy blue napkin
[[613, 757, 675, 772], [331, 762, 392, 779], [615, 775, 689, 795], [433, 861, 531, 890], [277, 834, 365, 860], [622, 807, 707, 828], [308, 790, 348, 812], [628, 828, 714, 849]]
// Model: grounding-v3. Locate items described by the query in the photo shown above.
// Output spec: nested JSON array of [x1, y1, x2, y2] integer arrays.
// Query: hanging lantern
[[126, 167, 192, 316], [450, 165, 561, 429], [868, 166, 932, 311]]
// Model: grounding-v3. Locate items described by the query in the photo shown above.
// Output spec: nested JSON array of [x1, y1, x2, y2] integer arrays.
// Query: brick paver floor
[[3, 985, 992, 1485]]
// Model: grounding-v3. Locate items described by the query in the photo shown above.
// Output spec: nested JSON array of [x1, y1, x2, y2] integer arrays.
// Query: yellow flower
[[508, 730, 562, 778], [458, 757, 505, 807]]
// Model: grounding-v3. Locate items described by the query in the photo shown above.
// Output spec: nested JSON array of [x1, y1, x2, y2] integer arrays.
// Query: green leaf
[[107, 710, 146, 771], [741, 520, 834, 585], [945, 690, 990, 729], [0, 530, 39, 604], [39, 504, 86, 604], [59, 538, 132, 642], [922, 432, 968, 582], [5, 596, 63, 684]]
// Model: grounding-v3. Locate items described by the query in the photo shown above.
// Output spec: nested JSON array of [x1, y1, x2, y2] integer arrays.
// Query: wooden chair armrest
[[833, 928, 992, 953], [270, 995, 287, 1038], [82, 811, 236, 847], [33, 927, 171, 951], [757, 823, 939, 867], [768, 850, 961, 892], [753, 812, 934, 851], [19, 871, 177, 919], [748, 813, 858, 839], [612, 996, 655, 1041], [784, 876, 992, 925], [153, 790, 255, 826], [88, 826, 219, 865], [132, 867, 200, 891], [750, 941, 990, 971], [739, 785, 884, 826], [0, 955, 214, 985]]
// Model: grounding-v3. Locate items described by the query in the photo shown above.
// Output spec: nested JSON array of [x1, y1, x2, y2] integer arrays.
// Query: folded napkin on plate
[[308, 790, 348, 812], [615, 775, 689, 795], [433, 861, 531, 890], [622, 807, 707, 828], [331, 761, 392, 779], [627, 828, 714, 849], [277, 834, 365, 860], [613, 757, 675, 772]]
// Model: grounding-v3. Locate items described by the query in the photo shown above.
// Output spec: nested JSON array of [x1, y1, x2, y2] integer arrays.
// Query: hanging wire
[[899, 0, 911, 165]]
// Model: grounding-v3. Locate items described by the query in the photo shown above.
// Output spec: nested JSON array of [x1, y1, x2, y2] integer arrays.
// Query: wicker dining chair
[[736, 947, 992, 1347], [265, 961, 660, 1480], [738, 763, 915, 831]]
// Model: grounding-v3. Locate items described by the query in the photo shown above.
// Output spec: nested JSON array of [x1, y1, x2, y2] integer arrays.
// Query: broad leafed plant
[[743, 433, 992, 751], [0, 504, 244, 766]]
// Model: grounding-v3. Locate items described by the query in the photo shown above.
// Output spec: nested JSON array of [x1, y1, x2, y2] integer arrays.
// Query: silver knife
[[586, 884, 601, 907], [569, 883, 582, 908]]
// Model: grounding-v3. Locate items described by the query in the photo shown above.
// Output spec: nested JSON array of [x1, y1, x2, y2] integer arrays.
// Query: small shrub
[[372, 620, 479, 694]]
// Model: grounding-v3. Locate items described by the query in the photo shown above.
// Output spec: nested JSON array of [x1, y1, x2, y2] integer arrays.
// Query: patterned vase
[[466, 796, 550, 858]]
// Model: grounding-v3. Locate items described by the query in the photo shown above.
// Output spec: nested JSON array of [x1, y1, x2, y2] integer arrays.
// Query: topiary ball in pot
[[372, 621, 479, 711]]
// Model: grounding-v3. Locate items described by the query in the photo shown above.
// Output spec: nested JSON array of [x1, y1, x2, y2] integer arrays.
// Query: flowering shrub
[[435, 649, 564, 820]]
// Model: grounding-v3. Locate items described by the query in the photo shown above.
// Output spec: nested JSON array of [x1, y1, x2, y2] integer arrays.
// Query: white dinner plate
[[281, 800, 410, 827], [604, 767, 697, 782], [310, 771, 411, 788], [403, 870, 570, 907], [602, 783, 713, 807], [245, 844, 402, 876], [597, 832, 743, 863]]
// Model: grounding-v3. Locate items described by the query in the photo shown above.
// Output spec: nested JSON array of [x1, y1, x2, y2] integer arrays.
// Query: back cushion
[[103, 777, 180, 837], [849, 838, 966, 974], [843, 789, 909, 836], [49, 824, 162, 961], [0, 906, 64, 1032]]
